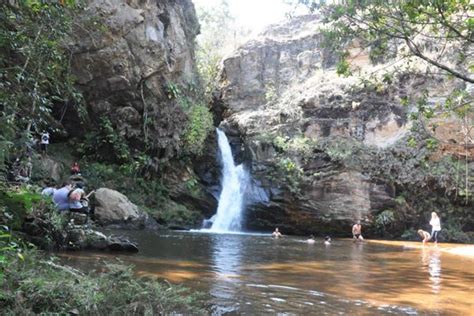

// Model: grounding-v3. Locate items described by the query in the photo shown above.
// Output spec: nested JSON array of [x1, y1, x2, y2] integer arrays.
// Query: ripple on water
[[65, 231, 472, 315], [309, 290, 325, 297], [268, 285, 299, 291], [246, 283, 268, 288]]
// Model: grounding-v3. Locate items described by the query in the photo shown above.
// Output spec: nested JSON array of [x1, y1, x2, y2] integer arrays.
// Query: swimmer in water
[[272, 227, 283, 238], [306, 235, 316, 244], [324, 236, 331, 245]]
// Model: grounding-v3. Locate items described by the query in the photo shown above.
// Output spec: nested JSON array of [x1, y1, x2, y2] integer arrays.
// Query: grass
[[0, 249, 207, 315]]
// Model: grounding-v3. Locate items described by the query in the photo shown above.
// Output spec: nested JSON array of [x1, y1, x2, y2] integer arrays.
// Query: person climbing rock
[[352, 221, 364, 241]]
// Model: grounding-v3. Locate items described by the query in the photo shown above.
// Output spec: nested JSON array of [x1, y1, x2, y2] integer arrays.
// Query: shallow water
[[60, 230, 474, 315]]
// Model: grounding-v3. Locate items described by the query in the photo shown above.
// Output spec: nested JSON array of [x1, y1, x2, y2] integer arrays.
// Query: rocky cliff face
[[216, 15, 473, 237], [69, 0, 200, 161]]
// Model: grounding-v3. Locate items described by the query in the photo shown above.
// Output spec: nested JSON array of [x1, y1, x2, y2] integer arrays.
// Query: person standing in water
[[352, 221, 364, 241], [429, 212, 441, 244], [272, 227, 283, 238]]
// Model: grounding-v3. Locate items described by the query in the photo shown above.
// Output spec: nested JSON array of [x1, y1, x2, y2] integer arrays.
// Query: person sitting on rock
[[70, 162, 80, 175], [306, 235, 316, 244], [272, 227, 283, 238], [15, 157, 32, 183], [69, 182, 88, 214], [53, 182, 73, 212], [418, 229, 431, 244], [324, 236, 331, 245], [41, 180, 57, 198], [352, 221, 364, 241]]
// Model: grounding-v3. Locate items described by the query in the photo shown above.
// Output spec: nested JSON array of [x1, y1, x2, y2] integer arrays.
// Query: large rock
[[36, 156, 64, 183], [68, 0, 200, 162], [215, 15, 472, 236], [94, 188, 153, 228], [20, 208, 139, 252], [65, 225, 139, 252]]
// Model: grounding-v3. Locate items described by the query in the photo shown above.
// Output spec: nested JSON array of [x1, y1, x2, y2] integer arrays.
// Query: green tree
[[294, 0, 472, 82], [291, 0, 473, 202], [195, 0, 249, 99], [0, 1, 84, 176]]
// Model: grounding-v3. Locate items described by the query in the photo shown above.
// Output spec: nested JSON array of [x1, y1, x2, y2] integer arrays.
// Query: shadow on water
[[59, 230, 474, 315]]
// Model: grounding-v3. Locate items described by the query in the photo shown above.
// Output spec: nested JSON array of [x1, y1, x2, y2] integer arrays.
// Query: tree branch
[[404, 38, 474, 83]]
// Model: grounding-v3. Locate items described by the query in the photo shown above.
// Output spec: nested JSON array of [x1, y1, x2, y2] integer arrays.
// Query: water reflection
[[60, 231, 474, 315], [350, 241, 368, 286], [421, 247, 442, 294], [210, 234, 243, 313]]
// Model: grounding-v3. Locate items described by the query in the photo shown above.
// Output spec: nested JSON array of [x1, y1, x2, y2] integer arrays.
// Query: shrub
[[183, 104, 214, 155], [154, 200, 201, 228], [0, 250, 207, 315]]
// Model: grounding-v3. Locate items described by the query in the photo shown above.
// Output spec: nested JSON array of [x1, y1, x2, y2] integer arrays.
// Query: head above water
[[275, 228, 279, 232], [325, 236, 331, 241]]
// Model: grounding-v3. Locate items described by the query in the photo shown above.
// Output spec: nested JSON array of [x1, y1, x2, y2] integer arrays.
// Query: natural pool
[[60, 230, 474, 315]]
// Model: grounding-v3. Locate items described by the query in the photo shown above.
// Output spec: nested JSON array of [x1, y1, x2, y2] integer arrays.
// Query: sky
[[193, 0, 298, 33]]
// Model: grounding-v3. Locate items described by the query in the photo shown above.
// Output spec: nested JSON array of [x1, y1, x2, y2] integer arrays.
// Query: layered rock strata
[[216, 15, 473, 236]]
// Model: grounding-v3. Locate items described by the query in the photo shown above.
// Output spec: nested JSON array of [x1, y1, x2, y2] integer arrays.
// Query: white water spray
[[209, 129, 248, 232]]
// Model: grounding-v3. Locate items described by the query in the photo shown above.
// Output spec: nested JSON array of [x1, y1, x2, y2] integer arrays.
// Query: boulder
[[65, 225, 139, 252], [37, 156, 64, 183], [94, 188, 153, 229], [20, 207, 139, 252]]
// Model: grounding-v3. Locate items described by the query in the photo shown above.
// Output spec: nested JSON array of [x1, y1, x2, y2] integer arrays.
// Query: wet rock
[[64, 223, 138, 252]]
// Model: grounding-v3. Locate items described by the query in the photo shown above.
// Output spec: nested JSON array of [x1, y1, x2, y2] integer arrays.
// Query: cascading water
[[209, 128, 249, 232]]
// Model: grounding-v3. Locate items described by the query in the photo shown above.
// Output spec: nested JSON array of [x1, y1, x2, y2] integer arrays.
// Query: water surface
[[60, 231, 474, 315]]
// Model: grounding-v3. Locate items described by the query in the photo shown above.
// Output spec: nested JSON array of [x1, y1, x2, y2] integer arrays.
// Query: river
[[60, 230, 474, 315]]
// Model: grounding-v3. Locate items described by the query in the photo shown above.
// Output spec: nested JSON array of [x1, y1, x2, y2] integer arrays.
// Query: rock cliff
[[216, 15, 473, 237], [68, 0, 200, 161]]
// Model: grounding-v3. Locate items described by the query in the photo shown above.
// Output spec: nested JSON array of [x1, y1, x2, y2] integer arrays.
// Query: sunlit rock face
[[69, 0, 200, 160], [220, 15, 409, 147], [216, 15, 470, 236]]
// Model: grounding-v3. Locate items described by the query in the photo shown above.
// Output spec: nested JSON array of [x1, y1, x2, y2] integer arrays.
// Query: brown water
[[60, 230, 474, 315]]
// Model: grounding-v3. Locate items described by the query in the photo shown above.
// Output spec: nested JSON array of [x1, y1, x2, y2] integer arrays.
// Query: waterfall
[[209, 129, 248, 232]]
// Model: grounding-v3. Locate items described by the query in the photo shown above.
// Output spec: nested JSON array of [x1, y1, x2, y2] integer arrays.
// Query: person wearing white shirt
[[41, 186, 56, 198], [429, 212, 441, 244], [40, 131, 49, 153]]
